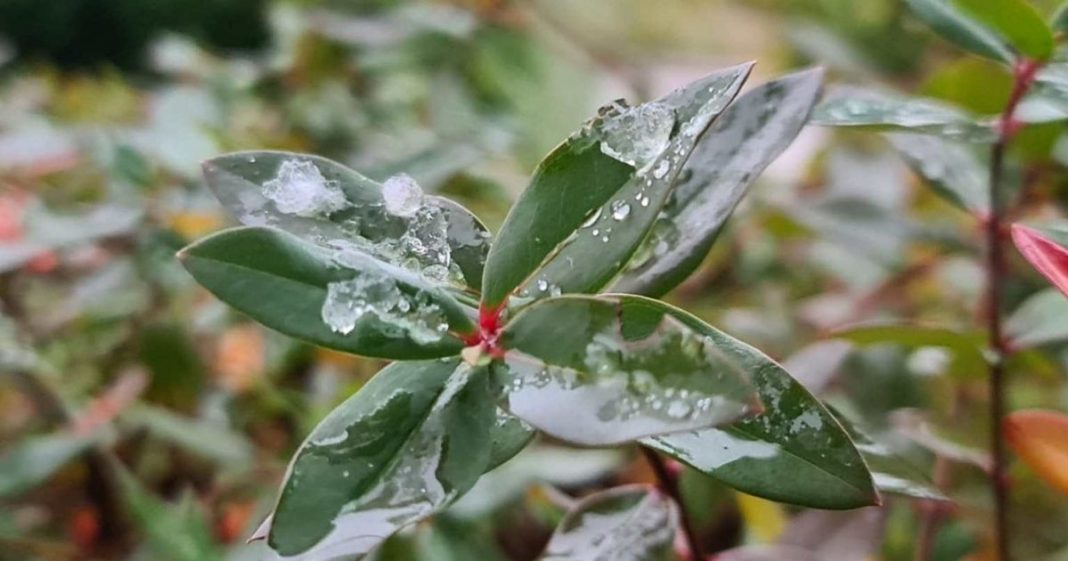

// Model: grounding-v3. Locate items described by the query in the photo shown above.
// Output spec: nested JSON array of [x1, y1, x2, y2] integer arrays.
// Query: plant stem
[[640, 446, 702, 560], [984, 58, 1039, 561]]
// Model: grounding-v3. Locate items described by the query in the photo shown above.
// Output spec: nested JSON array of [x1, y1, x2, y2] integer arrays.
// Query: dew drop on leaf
[[610, 200, 631, 221]]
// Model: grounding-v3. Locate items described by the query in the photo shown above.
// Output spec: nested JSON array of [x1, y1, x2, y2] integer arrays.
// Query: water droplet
[[320, 273, 447, 344], [611, 200, 631, 221], [582, 207, 603, 228], [652, 159, 670, 179]]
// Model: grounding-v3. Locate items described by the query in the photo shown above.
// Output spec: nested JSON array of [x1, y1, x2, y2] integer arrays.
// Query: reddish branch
[[985, 57, 1041, 561]]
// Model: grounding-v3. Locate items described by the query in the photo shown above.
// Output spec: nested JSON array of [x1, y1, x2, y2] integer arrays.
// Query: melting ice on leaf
[[179, 226, 473, 360], [264, 358, 495, 560], [499, 294, 761, 446], [201, 151, 491, 290], [481, 63, 754, 308], [539, 485, 678, 561]]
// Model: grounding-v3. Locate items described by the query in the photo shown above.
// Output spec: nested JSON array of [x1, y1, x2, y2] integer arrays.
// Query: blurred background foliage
[[4, 1, 1068, 560]]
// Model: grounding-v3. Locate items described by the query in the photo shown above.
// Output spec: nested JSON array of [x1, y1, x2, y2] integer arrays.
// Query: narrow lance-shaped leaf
[[0, 432, 96, 497], [832, 410, 947, 501], [885, 133, 988, 214], [202, 151, 491, 291], [1012, 223, 1068, 299], [955, 0, 1053, 61], [1005, 288, 1068, 349], [812, 87, 993, 141], [642, 302, 879, 509], [481, 63, 754, 308], [612, 68, 824, 296], [264, 358, 495, 559], [539, 485, 678, 561], [903, 0, 1014, 63], [179, 226, 473, 360], [832, 321, 987, 379], [500, 295, 761, 446], [485, 404, 536, 471]]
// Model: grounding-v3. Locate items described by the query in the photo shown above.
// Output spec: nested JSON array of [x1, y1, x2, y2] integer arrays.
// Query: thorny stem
[[640, 446, 702, 561], [985, 57, 1040, 561]]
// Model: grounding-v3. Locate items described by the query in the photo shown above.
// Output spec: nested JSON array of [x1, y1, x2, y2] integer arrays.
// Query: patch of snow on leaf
[[263, 159, 348, 217]]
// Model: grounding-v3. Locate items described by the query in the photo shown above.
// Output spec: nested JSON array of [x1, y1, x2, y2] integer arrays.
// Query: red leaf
[[1004, 409, 1068, 495], [1012, 224, 1068, 298]]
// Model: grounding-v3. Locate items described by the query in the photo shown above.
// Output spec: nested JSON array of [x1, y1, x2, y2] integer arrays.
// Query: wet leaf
[[481, 63, 754, 308], [613, 68, 824, 296], [885, 133, 988, 213], [179, 226, 472, 360], [501, 295, 761, 446], [266, 358, 495, 559], [955, 0, 1053, 61], [202, 151, 490, 291], [1004, 409, 1068, 494], [833, 410, 947, 501], [486, 405, 536, 471], [1012, 223, 1068, 298], [539, 485, 678, 561], [903, 0, 1014, 63], [0, 432, 95, 497], [812, 87, 993, 141], [1005, 288, 1068, 349], [646, 333, 877, 509]]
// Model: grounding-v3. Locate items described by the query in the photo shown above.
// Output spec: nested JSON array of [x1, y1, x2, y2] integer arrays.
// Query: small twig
[[640, 446, 702, 560]]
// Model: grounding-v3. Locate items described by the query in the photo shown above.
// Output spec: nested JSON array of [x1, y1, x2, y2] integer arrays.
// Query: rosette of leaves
[[178, 63, 927, 560]]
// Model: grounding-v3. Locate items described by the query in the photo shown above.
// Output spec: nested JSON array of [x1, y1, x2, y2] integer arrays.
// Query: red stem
[[985, 57, 1040, 561]]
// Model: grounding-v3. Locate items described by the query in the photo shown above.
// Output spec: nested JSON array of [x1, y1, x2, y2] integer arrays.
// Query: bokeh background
[[4, 1, 1068, 560]]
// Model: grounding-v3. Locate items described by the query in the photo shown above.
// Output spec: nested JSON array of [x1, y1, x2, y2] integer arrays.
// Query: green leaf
[[481, 63, 754, 308], [644, 313, 879, 509], [1005, 288, 1068, 349], [121, 404, 252, 466], [1054, 2, 1068, 34], [202, 150, 490, 291], [812, 87, 994, 141], [179, 226, 472, 360], [0, 432, 94, 497], [885, 133, 988, 213], [832, 321, 987, 379], [832, 410, 948, 501], [500, 295, 761, 446], [266, 358, 495, 558], [486, 405, 536, 471], [612, 68, 824, 296], [955, 0, 1053, 61], [117, 468, 223, 561], [539, 485, 678, 561], [903, 0, 1015, 63]]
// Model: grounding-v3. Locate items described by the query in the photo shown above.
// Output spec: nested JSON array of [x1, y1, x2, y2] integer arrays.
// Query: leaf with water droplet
[[265, 358, 495, 559], [634, 297, 879, 509], [179, 226, 473, 359], [613, 69, 824, 296], [201, 151, 490, 290], [539, 485, 678, 561], [812, 86, 993, 141], [830, 408, 947, 501], [481, 64, 754, 308], [500, 294, 761, 445]]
